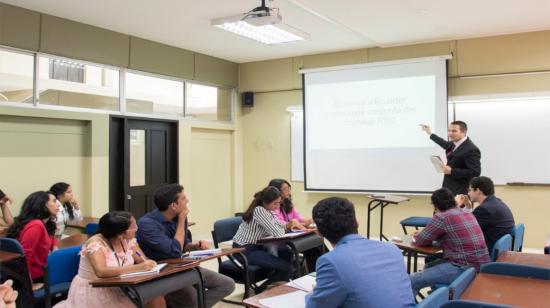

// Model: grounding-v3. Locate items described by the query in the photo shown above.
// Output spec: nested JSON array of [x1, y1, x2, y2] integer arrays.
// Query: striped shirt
[[233, 206, 286, 245], [414, 208, 490, 270]]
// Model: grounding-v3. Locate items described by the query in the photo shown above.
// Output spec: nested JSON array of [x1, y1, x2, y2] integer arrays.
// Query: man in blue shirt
[[137, 184, 235, 308], [306, 197, 415, 308]]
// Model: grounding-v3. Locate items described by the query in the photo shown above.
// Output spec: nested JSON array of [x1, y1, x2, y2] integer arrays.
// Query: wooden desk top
[[162, 247, 244, 264], [497, 251, 550, 268], [0, 251, 22, 264], [391, 235, 441, 255], [90, 261, 200, 287], [258, 229, 317, 244], [67, 217, 99, 229], [243, 285, 301, 308], [367, 195, 410, 204], [58, 233, 88, 248], [461, 273, 550, 308]]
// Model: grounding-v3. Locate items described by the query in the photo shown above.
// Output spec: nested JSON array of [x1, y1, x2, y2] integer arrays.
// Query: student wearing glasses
[[55, 211, 165, 308]]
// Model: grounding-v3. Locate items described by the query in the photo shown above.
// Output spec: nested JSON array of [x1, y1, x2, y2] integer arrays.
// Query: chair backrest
[[480, 262, 550, 280], [512, 223, 525, 252], [0, 237, 24, 254], [441, 300, 515, 307], [448, 267, 476, 300], [211, 217, 243, 246], [490, 234, 512, 262], [417, 286, 449, 308], [84, 223, 99, 236], [45, 246, 81, 285]]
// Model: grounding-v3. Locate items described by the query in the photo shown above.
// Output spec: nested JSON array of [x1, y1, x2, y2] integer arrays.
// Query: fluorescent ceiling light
[[212, 10, 309, 45]]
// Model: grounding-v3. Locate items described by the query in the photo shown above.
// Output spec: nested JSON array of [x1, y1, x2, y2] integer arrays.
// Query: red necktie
[[446, 144, 455, 158]]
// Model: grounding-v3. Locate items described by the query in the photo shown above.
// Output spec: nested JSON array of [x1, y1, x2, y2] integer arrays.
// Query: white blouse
[[55, 199, 82, 238]]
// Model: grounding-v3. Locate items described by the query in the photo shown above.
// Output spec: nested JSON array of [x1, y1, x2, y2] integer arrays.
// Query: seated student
[[50, 182, 82, 238], [410, 188, 490, 296], [0, 280, 18, 308], [268, 179, 312, 228], [306, 197, 415, 308], [233, 186, 302, 292], [137, 184, 234, 308], [0, 189, 14, 228], [268, 178, 323, 273], [55, 211, 164, 308], [7, 191, 59, 288], [456, 176, 515, 251]]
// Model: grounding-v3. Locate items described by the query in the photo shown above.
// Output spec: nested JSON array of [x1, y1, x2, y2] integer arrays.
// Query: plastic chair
[[490, 234, 512, 262], [211, 217, 270, 303], [400, 216, 431, 234], [0, 237, 51, 307], [84, 222, 99, 236], [480, 262, 550, 280], [417, 286, 449, 308], [441, 300, 515, 307], [38, 245, 81, 303], [511, 223, 525, 252], [448, 268, 476, 300]]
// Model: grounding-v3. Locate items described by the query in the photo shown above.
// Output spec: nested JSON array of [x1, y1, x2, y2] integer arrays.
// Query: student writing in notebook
[[55, 211, 165, 308], [233, 186, 301, 292], [268, 178, 323, 273]]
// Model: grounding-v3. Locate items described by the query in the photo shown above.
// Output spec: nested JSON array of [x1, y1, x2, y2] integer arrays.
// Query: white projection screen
[[302, 56, 449, 193]]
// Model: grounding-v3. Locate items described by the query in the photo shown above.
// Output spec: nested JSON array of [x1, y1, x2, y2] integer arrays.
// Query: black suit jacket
[[430, 134, 481, 194], [473, 195, 515, 251]]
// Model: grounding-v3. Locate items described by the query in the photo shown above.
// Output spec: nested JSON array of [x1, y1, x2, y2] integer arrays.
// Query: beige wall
[[239, 30, 550, 249]]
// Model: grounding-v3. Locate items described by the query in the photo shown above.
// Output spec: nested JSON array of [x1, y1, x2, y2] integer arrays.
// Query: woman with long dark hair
[[233, 186, 301, 291], [7, 191, 59, 286], [49, 182, 82, 238], [54, 211, 165, 308], [268, 179, 313, 229]]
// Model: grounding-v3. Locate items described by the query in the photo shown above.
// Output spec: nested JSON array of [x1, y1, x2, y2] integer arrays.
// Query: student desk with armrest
[[259, 229, 324, 277], [91, 261, 203, 308]]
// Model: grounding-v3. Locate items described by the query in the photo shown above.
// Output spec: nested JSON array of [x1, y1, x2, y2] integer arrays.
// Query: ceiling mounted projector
[[211, 0, 310, 45]]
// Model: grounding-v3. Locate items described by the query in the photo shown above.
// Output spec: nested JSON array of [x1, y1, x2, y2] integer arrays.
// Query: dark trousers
[[234, 243, 293, 288]]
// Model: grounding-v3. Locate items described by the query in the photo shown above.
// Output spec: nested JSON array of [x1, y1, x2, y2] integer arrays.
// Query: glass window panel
[[185, 83, 232, 122], [38, 56, 119, 111], [0, 49, 34, 104], [126, 72, 183, 116], [129, 129, 146, 187]]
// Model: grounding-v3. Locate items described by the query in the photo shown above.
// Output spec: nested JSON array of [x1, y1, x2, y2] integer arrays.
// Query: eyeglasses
[[281, 187, 291, 192]]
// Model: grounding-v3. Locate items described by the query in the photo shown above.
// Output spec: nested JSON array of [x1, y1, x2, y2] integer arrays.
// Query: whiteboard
[[453, 98, 550, 184], [290, 111, 304, 181]]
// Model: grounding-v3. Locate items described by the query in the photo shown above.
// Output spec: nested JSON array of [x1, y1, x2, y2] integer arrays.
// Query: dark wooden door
[[109, 117, 178, 219]]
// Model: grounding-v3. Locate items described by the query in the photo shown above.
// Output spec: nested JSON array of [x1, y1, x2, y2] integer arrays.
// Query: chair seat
[[33, 282, 72, 299], [219, 260, 270, 283], [400, 217, 431, 227]]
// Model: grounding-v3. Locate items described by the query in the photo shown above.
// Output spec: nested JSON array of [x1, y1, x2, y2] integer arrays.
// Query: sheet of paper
[[119, 263, 167, 278], [258, 290, 307, 308], [430, 155, 444, 173], [188, 248, 221, 256], [286, 273, 316, 292]]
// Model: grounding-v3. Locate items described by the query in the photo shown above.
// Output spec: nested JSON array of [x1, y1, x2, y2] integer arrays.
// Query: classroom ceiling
[[4, 0, 550, 63]]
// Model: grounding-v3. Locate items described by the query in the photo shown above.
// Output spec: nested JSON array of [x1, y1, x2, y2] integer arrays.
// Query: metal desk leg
[[367, 200, 380, 239], [413, 253, 419, 273], [406, 251, 412, 274], [286, 241, 303, 278], [194, 267, 206, 308], [379, 202, 389, 241]]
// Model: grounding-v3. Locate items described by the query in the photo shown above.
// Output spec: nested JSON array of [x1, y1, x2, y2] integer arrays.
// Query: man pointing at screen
[[421, 121, 481, 195]]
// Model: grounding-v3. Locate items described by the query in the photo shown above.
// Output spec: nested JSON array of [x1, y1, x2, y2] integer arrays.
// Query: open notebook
[[119, 263, 167, 278]]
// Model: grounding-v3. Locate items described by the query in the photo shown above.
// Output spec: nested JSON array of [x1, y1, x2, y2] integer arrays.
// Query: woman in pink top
[[268, 179, 313, 229], [54, 211, 165, 308]]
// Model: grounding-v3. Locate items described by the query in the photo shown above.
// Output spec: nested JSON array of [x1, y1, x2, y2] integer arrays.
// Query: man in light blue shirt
[[306, 197, 415, 308]]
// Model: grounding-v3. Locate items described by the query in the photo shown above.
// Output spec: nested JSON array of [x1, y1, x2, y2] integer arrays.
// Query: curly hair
[[7, 191, 56, 238], [312, 197, 358, 243]]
